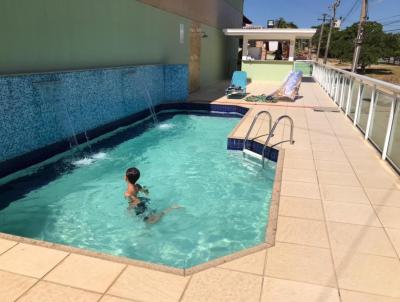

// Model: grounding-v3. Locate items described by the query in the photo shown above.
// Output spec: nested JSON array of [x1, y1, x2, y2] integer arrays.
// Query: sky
[[243, 0, 400, 32]]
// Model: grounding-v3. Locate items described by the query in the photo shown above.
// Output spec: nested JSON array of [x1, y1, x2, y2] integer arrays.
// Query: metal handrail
[[262, 115, 295, 167], [313, 62, 400, 95], [312, 62, 400, 172], [242, 110, 272, 153]]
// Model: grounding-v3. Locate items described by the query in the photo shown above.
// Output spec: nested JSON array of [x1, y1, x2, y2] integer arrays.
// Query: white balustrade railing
[[312, 62, 400, 173]]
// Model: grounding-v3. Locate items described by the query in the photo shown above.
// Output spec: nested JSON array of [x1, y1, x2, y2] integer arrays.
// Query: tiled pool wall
[[0, 64, 188, 177], [227, 138, 279, 162], [0, 78, 279, 178]]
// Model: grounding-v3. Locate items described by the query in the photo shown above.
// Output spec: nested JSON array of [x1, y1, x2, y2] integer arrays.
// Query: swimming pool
[[0, 112, 276, 268]]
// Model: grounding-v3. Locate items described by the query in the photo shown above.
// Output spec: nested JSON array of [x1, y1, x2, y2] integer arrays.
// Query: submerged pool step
[[243, 112, 295, 167], [243, 148, 263, 160]]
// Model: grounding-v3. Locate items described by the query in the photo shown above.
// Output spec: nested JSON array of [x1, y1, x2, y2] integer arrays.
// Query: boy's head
[[125, 167, 140, 185]]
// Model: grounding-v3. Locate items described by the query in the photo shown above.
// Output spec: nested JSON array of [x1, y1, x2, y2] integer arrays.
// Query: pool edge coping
[[0, 103, 283, 277]]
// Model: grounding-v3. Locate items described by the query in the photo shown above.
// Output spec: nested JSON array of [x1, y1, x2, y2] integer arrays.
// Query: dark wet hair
[[126, 167, 140, 185]]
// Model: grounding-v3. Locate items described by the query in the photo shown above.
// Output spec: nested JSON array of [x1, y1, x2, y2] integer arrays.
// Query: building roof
[[242, 15, 253, 25], [223, 28, 317, 40]]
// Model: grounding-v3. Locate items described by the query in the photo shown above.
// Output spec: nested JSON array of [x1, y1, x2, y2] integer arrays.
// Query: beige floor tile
[[327, 222, 397, 258], [340, 290, 400, 302], [265, 242, 337, 287], [44, 254, 125, 293], [310, 138, 337, 146], [0, 238, 17, 254], [386, 228, 400, 257], [0, 270, 37, 302], [309, 135, 337, 142], [350, 159, 391, 173], [282, 168, 318, 183], [283, 148, 314, 160], [181, 268, 262, 302], [356, 171, 400, 190], [261, 277, 340, 302], [281, 181, 320, 200], [218, 250, 266, 275], [365, 188, 400, 208], [283, 158, 316, 170], [108, 265, 189, 302], [311, 143, 343, 152], [100, 295, 135, 302], [324, 202, 381, 227], [339, 137, 367, 148], [374, 206, 400, 229], [315, 160, 354, 173], [314, 151, 347, 162], [18, 281, 101, 302], [317, 171, 361, 187], [345, 150, 380, 162], [278, 196, 324, 220], [320, 184, 369, 204], [0, 243, 67, 278], [284, 140, 312, 150], [276, 216, 329, 248], [334, 252, 400, 297]]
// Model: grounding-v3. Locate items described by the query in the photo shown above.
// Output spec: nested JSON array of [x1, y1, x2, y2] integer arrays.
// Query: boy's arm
[[137, 184, 149, 195], [131, 194, 141, 205], [125, 192, 141, 205]]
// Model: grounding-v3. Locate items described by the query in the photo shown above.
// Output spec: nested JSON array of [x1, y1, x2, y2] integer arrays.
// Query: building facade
[[0, 0, 243, 90]]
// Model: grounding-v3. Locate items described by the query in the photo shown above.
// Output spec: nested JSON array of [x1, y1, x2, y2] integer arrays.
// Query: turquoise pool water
[[0, 113, 276, 268]]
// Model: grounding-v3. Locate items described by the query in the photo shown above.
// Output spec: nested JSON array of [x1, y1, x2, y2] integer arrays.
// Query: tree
[[312, 21, 393, 73], [275, 17, 298, 28], [336, 22, 386, 73], [311, 24, 340, 59], [383, 33, 400, 57]]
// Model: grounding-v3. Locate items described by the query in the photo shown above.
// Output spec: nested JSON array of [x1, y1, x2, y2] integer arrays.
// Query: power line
[[375, 14, 400, 22], [382, 20, 400, 26], [342, 0, 361, 23], [385, 28, 400, 33]]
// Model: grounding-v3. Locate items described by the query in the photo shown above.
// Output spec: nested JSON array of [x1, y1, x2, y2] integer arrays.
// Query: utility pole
[[316, 13, 328, 62], [351, 0, 368, 72], [323, 0, 341, 64]]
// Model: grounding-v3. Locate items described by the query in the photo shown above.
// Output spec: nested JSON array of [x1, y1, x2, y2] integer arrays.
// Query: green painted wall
[[242, 61, 294, 82], [200, 24, 239, 87], [0, 0, 192, 74], [294, 61, 313, 76], [0, 0, 242, 89]]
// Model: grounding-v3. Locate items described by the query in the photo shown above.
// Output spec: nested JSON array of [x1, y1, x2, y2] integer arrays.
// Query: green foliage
[[313, 21, 399, 72], [312, 23, 340, 57], [383, 33, 400, 57], [275, 17, 298, 28]]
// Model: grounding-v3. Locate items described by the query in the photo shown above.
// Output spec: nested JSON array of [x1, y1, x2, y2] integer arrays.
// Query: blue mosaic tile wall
[[0, 64, 188, 162], [227, 138, 279, 162]]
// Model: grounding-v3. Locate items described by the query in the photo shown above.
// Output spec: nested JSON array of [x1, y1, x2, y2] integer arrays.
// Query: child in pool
[[124, 167, 180, 224]]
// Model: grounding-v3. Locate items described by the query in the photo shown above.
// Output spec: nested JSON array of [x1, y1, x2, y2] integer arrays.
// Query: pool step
[[243, 148, 263, 160], [243, 112, 295, 167]]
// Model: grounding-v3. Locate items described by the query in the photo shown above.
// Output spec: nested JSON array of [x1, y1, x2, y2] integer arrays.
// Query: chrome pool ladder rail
[[262, 115, 295, 167], [242, 110, 272, 154]]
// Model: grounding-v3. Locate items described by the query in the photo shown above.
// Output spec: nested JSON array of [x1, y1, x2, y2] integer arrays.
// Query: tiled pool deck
[[1, 80, 400, 301]]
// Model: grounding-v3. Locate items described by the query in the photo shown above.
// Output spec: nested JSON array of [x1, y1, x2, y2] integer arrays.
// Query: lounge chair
[[267, 71, 303, 102], [226, 71, 247, 98]]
